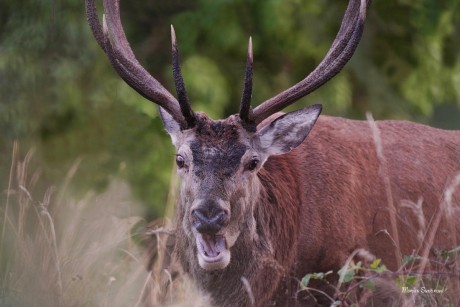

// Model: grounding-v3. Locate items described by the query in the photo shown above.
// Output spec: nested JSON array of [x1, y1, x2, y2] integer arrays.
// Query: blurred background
[[1, 0, 460, 219], [0, 0, 460, 218], [1, 0, 459, 305]]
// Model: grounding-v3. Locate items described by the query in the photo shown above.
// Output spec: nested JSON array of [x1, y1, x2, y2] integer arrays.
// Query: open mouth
[[196, 233, 230, 270]]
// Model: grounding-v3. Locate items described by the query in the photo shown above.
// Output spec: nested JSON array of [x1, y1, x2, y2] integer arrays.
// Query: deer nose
[[192, 203, 228, 234]]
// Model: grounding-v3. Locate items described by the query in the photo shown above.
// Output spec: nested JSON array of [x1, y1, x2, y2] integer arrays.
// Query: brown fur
[[168, 115, 460, 306]]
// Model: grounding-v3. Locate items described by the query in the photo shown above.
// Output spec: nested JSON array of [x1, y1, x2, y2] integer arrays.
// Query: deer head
[[86, 0, 368, 271]]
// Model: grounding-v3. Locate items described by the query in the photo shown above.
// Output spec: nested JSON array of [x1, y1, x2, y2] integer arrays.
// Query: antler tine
[[239, 37, 254, 129], [85, 0, 191, 129], [86, 0, 106, 51], [99, 16, 168, 106], [171, 26, 197, 128], [251, 0, 369, 125], [325, 0, 362, 62]]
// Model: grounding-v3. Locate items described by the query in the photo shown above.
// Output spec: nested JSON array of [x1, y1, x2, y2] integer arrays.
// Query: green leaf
[[397, 275, 418, 287], [402, 255, 424, 266], [361, 280, 376, 291], [406, 276, 417, 287], [395, 275, 405, 287], [373, 264, 388, 273], [300, 271, 332, 287], [369, 259, 388, 273], [441, 245, 460, 259], [370, 259, 381, 269], [300, 275, 311, 288], [338, 266, 356, 283]]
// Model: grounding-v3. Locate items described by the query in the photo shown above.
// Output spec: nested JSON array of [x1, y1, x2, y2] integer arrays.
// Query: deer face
[[160, 106, 321, 270]]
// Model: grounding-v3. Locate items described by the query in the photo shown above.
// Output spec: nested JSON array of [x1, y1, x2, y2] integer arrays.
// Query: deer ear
[[159, 107, 181, 144], [257, 104, 322, 156]]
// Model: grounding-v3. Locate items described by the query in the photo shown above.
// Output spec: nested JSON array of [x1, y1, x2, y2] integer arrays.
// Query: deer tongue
[[197, 233, 226, 258]]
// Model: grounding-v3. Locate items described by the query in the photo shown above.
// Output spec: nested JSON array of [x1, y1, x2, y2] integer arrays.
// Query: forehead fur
[[188, 114, 248, 179]]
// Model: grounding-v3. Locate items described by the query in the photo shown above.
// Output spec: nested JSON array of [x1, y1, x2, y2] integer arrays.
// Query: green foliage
[[369, 258, 388, 273], [396, 274, 418, 288], [441, 245, 460, 260], [338, 259, 388, 284], [300, 270, 332, 288], [301, 249, 459, 306], [1, 0, 460, 217], [402, 254, 425, 266]]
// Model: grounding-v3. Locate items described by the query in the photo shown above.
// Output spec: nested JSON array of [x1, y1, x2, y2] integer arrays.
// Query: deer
[[85, 0, 460, 306]]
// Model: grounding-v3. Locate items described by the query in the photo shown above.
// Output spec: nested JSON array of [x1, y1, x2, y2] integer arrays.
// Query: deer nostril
[[192, 206, 228, 234], [192, 209, 207, 222]]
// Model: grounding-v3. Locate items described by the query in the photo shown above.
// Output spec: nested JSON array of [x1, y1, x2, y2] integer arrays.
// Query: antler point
[[102, 14, 108, 35], [171, 25, 177, 47], [248, 36, 253, 60]]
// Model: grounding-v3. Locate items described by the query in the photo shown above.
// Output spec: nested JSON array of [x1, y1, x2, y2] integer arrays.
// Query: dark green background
[[1, 0, 459, 218]]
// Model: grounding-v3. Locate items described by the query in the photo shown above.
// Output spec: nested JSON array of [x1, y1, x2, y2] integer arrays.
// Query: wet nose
[[192, 202, 228, 234]]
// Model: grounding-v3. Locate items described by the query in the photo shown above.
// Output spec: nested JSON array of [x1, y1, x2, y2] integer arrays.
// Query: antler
[[240, 0, 370, 126], [85, 0, 196, 130], [239, 37, 254, 130]]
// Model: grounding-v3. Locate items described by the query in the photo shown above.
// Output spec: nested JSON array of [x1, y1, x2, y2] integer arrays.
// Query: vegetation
[[0, 145, 150, 306], [300, 251, 460, 306]]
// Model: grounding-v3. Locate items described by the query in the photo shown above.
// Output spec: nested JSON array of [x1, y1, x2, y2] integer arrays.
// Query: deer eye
[[176, 155, 185, 169], [247, 158, 259, 171]]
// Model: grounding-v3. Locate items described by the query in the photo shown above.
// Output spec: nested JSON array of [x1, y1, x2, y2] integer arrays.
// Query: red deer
[[86, 0, 460, 305]]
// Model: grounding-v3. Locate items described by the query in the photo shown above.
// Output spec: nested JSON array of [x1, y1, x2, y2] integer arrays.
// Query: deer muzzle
[[191, 199, 231, 270]]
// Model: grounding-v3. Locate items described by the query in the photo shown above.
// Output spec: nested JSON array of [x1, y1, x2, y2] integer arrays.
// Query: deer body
[[172, 115, 460, 306], [85, 0, 460, 306]]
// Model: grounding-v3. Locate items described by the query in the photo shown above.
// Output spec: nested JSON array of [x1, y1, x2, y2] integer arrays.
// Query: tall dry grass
[[0, 143, 152, 306], [297, 117, 460, 306], [364, 114, 460, 306]]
